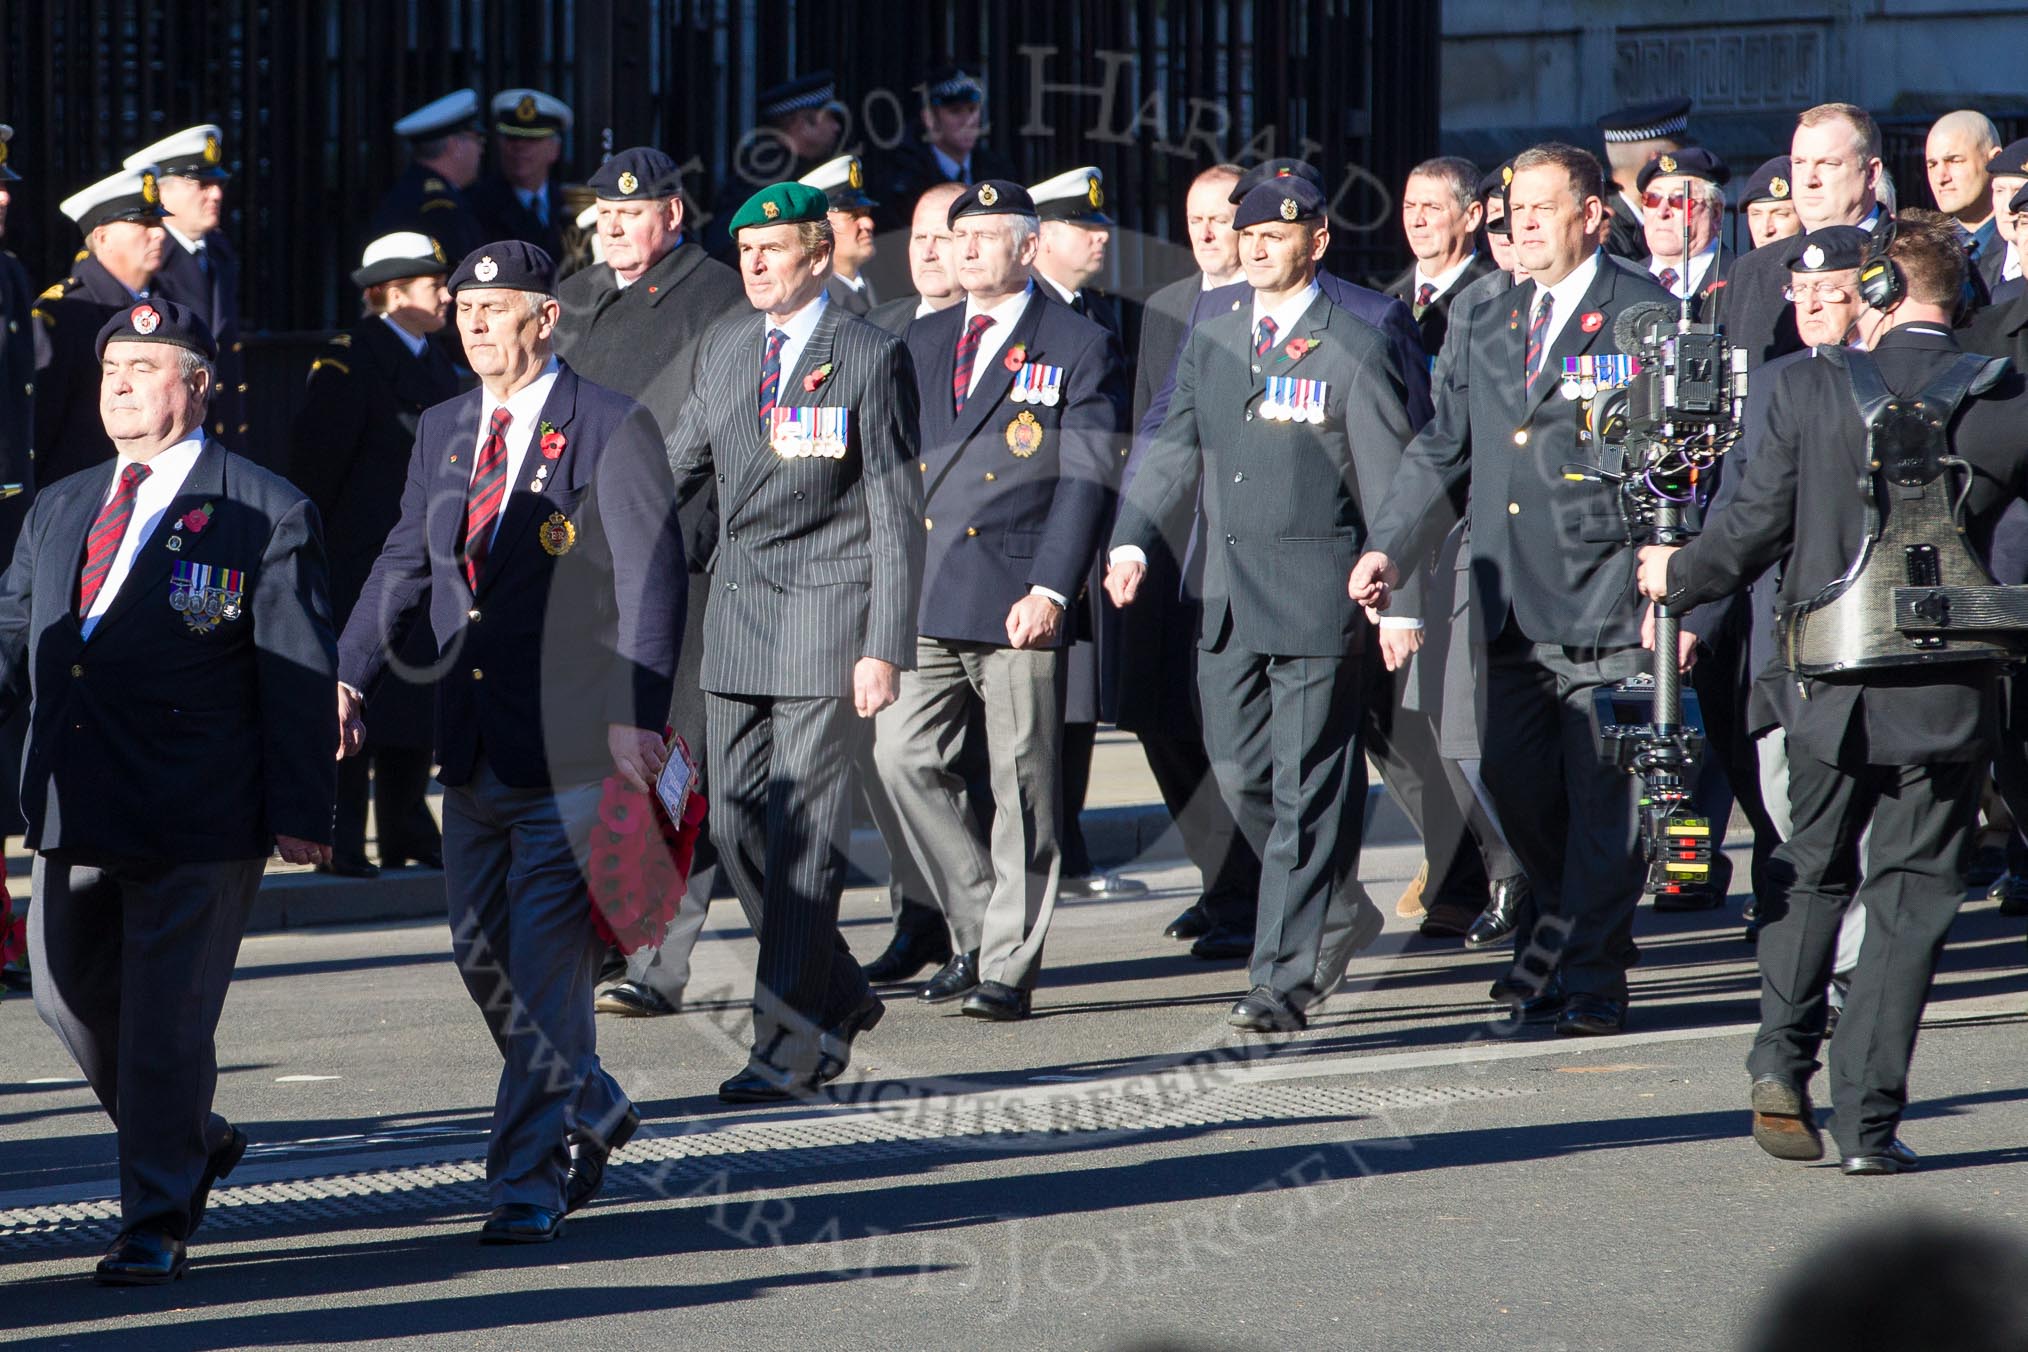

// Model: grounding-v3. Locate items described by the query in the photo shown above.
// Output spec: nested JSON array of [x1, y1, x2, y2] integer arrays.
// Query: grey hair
[[522, 291, 558, 319], [1409, 156, 1481, 214], [1007, 214, 1041, 249], [177, 347, 215, 408]]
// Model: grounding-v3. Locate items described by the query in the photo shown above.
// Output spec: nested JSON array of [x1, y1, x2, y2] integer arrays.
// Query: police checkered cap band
[[930, 71, 983, 101], [1602, 114, 1689, 143], [761, 83, 840, 118]]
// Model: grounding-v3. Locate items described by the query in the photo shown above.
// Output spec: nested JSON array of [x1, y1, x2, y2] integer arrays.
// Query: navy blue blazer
[[338, 362, 685, 789], [0, 441, 338, 859], [905, 287, 1127, 647]]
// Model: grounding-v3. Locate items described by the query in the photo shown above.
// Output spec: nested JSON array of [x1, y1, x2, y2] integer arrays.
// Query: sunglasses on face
[[1782, 282, 1852, 303], [1642, 190, 1690, 211]]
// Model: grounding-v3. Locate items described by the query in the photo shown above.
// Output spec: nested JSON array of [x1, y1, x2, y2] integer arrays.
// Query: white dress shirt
[[1644, 244, 1719, 299], [2005, 242, 2023, 283], [1412, 253, 1478, 304], [1525, 249, 1604, 357], [474, 356, 562, 543], [165, 223, 205, 258], [931, 144, 973, 185], [81, 434, 204, 639], [958, 284, 1034, 397], [1036, 270, 1079, 309], [1249, 281, 1322, 346], [379, 313, 429, 358], [760, 289, 829, 391]]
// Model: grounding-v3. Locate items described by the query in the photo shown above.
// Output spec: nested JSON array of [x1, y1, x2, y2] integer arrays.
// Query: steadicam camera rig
[[1563, 299, 1748, 896]]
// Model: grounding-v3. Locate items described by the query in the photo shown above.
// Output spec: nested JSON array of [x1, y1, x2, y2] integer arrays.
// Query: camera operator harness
[[1564, 294, 2028, 897]]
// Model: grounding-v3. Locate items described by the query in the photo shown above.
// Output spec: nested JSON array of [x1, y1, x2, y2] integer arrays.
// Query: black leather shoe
[[1841, 1139, 1919, 1175], [863, 927, 953, 983], [1164, 902, 1212, 940], [1494, 991, 1565, 1025], [1466, 876, 1528, 949], [190, 1125, 248, 1235], [918, 950, 980, 1004], [1554, 994, 1626, 1036], [1228, 985, 1307, 1033], [1312, 901, 1386, 997], [318, 851, 380, 880], [1749, 1075, 1824, 1162], [480, 1203, 565, 1243], [1990, 871, 2028, 917], [565, 1105, 640, 1213], [717, 1069, 799, 1105], [1189, 923, 1254, 961], [961, 980, 1032, 1021], [95, 1229, 187, 1285], [1418, 899, 1481, 940], [814, 993, 887, 1086], [595, 980, 680, 1017]]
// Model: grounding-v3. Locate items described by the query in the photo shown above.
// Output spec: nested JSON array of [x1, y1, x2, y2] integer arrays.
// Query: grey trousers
[[874, 638, 1064, 991], [1196, 634, 1371, 1005], [31, 853, 264, 1238], [442, 764, 631, 1210]]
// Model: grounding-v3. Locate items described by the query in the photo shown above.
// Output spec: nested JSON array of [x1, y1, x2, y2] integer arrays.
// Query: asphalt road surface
[[3, 838, 2025, 1350]]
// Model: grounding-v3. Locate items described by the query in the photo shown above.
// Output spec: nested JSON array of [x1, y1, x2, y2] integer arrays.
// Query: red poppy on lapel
[[1285, 337, 1313, 360], [1580, 311, 1605, 334], [803, 362, 834, 393], [180, 503, 214, 534], [1003, 343, 1027, 372], [538, 420, 566, 459]]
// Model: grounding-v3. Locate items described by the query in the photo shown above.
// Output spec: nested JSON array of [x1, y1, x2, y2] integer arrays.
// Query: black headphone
[[1856, 213, 1905, 312]]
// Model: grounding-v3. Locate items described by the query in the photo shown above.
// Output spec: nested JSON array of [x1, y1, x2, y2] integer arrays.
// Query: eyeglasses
[[1642, 190, 1691, 211], [1782, 283, 1852, 303]]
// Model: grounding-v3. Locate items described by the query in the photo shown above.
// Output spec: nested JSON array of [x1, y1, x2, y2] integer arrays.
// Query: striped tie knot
[[1658, 267, 1680, 293], [758, 328, 788, 424], [1415, 282, 1436, 311], [1523, 291, 1554, 389], [461, 406, 514, 590], [77, 461, 152, 616], [952, 312, 995, 415], [1254, 317, 1277, 357]]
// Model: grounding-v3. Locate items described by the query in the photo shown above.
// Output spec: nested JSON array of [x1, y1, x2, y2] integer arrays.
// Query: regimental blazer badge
[[169, 562, 245, 634], [1006, 409, 1044, 457], [538, 512, 577, 556]]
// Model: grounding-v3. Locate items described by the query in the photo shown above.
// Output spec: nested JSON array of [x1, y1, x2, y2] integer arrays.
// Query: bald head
[[1927, 109, 2001, 225], [906, 181, 969, 308]]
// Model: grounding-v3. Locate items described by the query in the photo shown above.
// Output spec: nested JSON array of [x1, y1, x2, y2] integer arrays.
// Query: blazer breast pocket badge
[[769, 407, 850, 460], [1009, 362, 1063, 407], [538, 512, 577, 556], [1006, 409, 1045, 457], [169, 562, 245, 634], [1261, 376, 1328, 424]]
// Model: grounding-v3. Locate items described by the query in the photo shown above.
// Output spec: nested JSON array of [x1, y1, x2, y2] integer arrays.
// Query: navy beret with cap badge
[[1227, 158, 1325, 205], [95, 297, 218, 362], [1233, 177, 1326, 231], [1636, 146, 1731, 193], [447, 239, 557, 295], [588, 147, 684, 201], [1737, 156, 1793, 209], [947, 179, 1036, 227], [1784, 225, 1869, 274]]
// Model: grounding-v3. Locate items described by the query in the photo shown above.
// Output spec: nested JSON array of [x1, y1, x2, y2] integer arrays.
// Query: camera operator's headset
[[1856, 214, 1905, 312]]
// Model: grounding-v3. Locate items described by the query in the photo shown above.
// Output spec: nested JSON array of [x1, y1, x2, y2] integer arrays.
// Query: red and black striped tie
[[952, 313, 994, 414], [77, 462, 150, 615], [1523, 292, 1554, 390], [757, 328, 787, 428], [461, 406, 513, 590], [1254, 316, 1278, 356]]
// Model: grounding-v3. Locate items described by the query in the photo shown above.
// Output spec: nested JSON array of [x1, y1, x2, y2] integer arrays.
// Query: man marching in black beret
[[338, 241, 686, 1243], [0, 299, 338, 1284]]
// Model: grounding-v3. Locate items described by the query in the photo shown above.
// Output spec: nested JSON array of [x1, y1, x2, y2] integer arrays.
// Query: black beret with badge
[[1784, 225, 1868, 274], [95, 297, 218, 362], [1481, 159, 1515, 236], [2008, 181, 2028, 215], [588, 147, 683, 201], [447, 239, 557, 295], [1995, 138, 2028, 181], [1635, 146, 1731, 193], [1227, 158, 1325, 205], [947, 179, 1036, 226], [1737, 156, 1793, 209], [1233, 176, 1326, 231]]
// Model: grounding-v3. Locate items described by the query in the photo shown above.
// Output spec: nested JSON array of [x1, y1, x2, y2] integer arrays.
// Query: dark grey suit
[[666, 296, 924, 1077], [1370, 254, 1675, 1006], [1114, 290, 1413, 1005]]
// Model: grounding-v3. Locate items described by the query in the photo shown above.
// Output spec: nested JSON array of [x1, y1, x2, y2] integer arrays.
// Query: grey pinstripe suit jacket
[[666, 299, 926, 699]]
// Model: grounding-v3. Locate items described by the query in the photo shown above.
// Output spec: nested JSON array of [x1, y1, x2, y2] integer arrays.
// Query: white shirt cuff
[[1377, 617, 1423, 630], [1108, 545, 1148, 567], [1029, 585, 1068, 608], [340, 681, 366, 700]]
